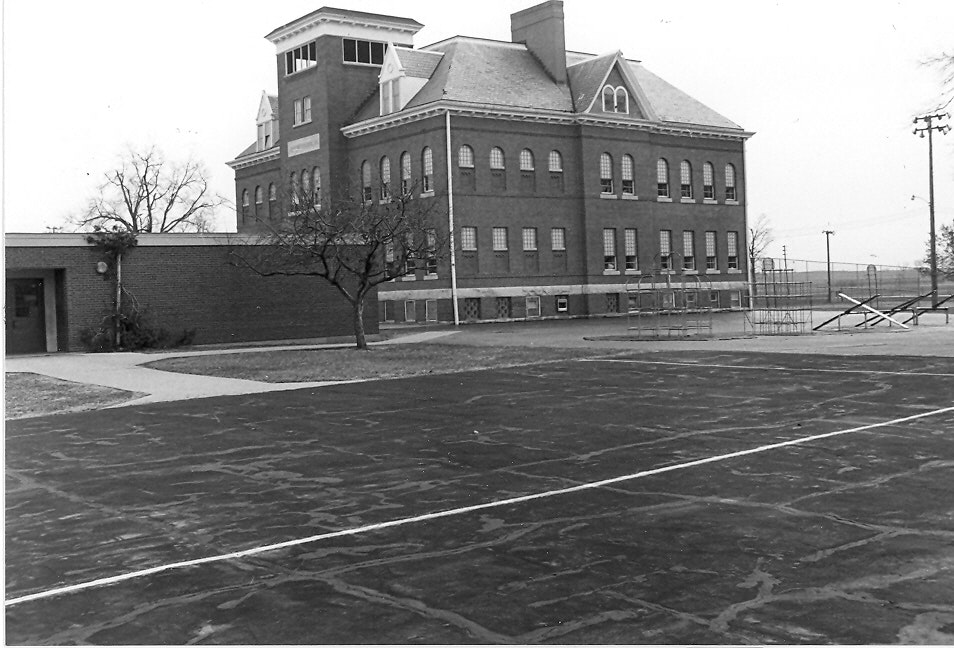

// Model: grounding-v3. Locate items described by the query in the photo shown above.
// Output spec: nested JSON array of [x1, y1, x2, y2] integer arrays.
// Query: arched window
[[725, 163, 737, 201], [621, 154, 634, 195], [680, 161, 692, 199], [400, 151, 411, 194], [548, 150, 563, 172], [519, 149, 534, 171], [602, 85, 615, 112], [422, 147, 433, 193], [361, 160, 372, 201], [289, 172, 299, 205], [614, 87, 629, 113], [241, 190, 249, 220], [703, 162, 714, 200], [602, 85, 629, 113], [599, 152, 614, 194], [301, 168, 311, 197], [312, 167, 321, 203], [656, 159, 669, 198], [458, 145, 474, 168], [380, 156, 391, 200], [254, 186, 263, 205], [490, 147, 505, 170], [268, 183, 276, 202]]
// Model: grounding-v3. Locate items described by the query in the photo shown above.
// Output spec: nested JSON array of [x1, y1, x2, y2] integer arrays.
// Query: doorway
[[5, 278, 47, 354]]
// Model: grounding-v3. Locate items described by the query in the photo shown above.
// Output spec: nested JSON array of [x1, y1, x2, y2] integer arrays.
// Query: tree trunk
[[352, 296, 367, 350]]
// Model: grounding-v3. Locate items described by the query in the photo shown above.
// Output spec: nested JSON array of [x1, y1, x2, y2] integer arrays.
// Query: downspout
[[115, 252, 123, 347], [445, 110, 460, 325]]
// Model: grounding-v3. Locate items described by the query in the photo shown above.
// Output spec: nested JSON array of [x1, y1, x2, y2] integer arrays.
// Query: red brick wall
[[5, 237, 376, 351]]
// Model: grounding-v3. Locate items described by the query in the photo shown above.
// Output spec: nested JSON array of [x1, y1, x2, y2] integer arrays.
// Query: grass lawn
[[145, 343, 600, 382], [5, 373, 142, 419]]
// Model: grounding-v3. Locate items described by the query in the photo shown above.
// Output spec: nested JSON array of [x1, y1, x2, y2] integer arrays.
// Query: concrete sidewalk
[[4, 330, 459, 406]]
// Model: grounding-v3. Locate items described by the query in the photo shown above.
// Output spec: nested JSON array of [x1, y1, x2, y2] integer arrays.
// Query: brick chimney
[[511, 1, 567, 84]]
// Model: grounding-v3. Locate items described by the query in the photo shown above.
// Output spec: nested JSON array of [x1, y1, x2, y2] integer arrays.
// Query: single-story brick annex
[[4, 233, 376, 355]]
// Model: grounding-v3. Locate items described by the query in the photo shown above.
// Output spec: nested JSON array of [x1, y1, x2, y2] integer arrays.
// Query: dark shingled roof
[[234, 141, 258, 158], [566, 51, 617, 113], [394, 47, 443, 78], [346, 36, 743, 132], [628, 63, 740, 130], [268, 94, 279, 114]]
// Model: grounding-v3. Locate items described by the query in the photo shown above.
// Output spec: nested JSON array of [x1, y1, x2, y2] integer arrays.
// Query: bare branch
[[72, 145, 226, 233]]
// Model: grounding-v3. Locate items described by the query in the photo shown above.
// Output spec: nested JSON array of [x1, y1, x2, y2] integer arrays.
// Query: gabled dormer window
[[602, 85, 629, 113]]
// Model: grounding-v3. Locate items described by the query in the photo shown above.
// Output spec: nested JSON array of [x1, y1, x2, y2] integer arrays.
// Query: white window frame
[[551, 227, 566, 251], [683, 230, 696, 271], [603, 228, 617, 271], [600, 153, 614, 194], [625, 228, 638, 272], [522, 227, 538, 251], [705, 231, 718, 270], [492, 227, 508, 251], [526, 295, 541, 318], [461, 226, 477, 251]]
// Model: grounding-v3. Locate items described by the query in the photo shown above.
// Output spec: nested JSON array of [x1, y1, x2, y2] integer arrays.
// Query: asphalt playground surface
[[6, 325, 954, 644]]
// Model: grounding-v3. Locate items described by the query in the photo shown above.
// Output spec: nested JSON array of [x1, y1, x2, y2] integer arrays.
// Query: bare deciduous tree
[[231, 184, 447, 349], [748, 213, 774, 271], [74, 145, 225, 233], [923, 51, 954, 110]]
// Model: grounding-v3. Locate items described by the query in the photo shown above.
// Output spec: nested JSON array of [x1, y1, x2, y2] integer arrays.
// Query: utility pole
[[913, 111, 951, 308], [782, 245, 788, 270], [823, 230, 835, 303]]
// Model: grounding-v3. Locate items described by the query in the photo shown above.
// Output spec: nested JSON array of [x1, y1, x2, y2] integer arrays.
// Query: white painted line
[[582, 358, 954, 378], [6, 405, 954, 608]]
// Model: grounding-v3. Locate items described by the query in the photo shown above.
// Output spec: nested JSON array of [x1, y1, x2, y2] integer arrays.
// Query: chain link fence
[[754, 258, 954, 309]]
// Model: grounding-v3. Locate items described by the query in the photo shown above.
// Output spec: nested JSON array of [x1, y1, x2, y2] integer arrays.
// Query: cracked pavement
[[5, 350, 954, 644]]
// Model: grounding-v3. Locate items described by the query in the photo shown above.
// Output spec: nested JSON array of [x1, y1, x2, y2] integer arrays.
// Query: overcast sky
[[3, 0, 952, 266]]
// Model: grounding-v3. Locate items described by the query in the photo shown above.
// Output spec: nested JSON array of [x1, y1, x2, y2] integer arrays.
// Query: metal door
[[5, 278, 46, 354]]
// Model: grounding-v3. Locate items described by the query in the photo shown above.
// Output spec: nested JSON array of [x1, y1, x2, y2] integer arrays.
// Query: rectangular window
[[404, 300, 416, 322], [727, 231, 740, 269], [461, 226, 477, 251], [703, 163, 714, 199], [705, 231, 718, 270], [683, 230, 696, 270], [425, 300, 438, 322], [625, 228, 638, 271], [303, 96, 312, 123], [522, 227, 537, 251], [556, 294, 569, 313], [492, 227, 508, 251], [293, 99, 302, 126], [551, 227, 566, 251], [603, 228, 617, 270], [285, 41, 317, 75], [660, 230, 672, 270], [343, 38, 387, 65], [526, 296, 541, 318]]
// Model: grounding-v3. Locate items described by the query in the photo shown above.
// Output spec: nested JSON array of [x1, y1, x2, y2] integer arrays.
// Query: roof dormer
[[379, 45, 443, 116], [256, 91, 279, 152]]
